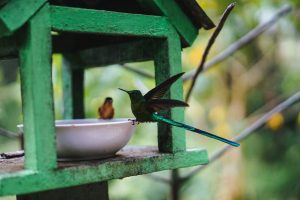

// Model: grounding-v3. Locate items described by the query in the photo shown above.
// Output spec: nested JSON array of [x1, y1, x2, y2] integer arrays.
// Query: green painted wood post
[[61, 54, 109, 200], [154, 36, 186, 153], [62, 54, 85, 119], [18, 3, 57, 171], [0, 0, 47, 37]]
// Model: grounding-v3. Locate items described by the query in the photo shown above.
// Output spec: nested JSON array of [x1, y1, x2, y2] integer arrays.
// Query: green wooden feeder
[[0, 0, 215, 199]]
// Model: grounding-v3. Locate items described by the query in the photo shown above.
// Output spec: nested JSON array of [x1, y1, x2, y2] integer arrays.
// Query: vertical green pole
[[18, 4, 57, 170], [154, 35, 186, 153], [62, 54, 85, 119], [61, 55, 108, 200]]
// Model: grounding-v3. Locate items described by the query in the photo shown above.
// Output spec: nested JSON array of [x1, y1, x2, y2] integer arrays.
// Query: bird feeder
[[0, 0, 215, 199]]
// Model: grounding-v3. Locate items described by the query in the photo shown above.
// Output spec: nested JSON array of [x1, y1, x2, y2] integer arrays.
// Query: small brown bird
[[98, 97, 114, 119]]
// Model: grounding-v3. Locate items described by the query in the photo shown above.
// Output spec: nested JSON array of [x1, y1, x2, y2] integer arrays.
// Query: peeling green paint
[[0, 0, 47, 37], [18, 4, 57, 171], [0, 148, 208, 196], [51, 6, 175, 38]]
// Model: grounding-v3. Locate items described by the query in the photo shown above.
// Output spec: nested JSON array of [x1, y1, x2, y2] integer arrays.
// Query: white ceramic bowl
[[18, 119, 135, 160]]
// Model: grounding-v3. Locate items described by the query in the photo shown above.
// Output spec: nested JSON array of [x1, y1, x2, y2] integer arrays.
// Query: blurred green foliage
[[1, 0, 300, 199]]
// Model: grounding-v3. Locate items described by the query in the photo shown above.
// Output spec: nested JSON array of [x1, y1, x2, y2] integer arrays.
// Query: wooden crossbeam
[[51, 6, 176, 38]]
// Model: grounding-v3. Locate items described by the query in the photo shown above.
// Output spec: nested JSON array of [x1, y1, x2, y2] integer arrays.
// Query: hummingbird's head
[[104, 97, 113, 104], [118, 88, 143, 100]]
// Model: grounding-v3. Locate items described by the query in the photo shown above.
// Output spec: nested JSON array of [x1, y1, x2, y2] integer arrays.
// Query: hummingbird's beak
[[118, 88, 129, 93]]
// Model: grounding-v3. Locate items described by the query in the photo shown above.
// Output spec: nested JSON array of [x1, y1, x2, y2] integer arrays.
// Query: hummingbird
[[119, 72, 240, 147], [98, 97, 114, 119]]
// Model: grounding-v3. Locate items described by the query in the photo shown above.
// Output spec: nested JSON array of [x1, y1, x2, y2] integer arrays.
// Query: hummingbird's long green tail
[[152, 113, 240, 147]]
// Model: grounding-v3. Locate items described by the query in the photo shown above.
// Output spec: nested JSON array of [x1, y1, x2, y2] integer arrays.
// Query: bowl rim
[[17, 118, 136, 128]]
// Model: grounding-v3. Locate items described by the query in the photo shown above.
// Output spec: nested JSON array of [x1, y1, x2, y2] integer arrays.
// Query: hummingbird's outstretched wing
[[144, 72, 184, 100], [147, 99, 189, 112]]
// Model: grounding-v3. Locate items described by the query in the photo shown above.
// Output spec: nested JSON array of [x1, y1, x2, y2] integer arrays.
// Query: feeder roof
[[0, 0, 215, 46]]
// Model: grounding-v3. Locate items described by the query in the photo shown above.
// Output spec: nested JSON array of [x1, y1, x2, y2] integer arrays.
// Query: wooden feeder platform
[[0, 146, 208, 196]]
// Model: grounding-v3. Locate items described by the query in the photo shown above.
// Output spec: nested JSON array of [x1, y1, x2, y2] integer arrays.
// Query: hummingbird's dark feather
[[147, 99, 189, 112], [144, 72, 185, 100]]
